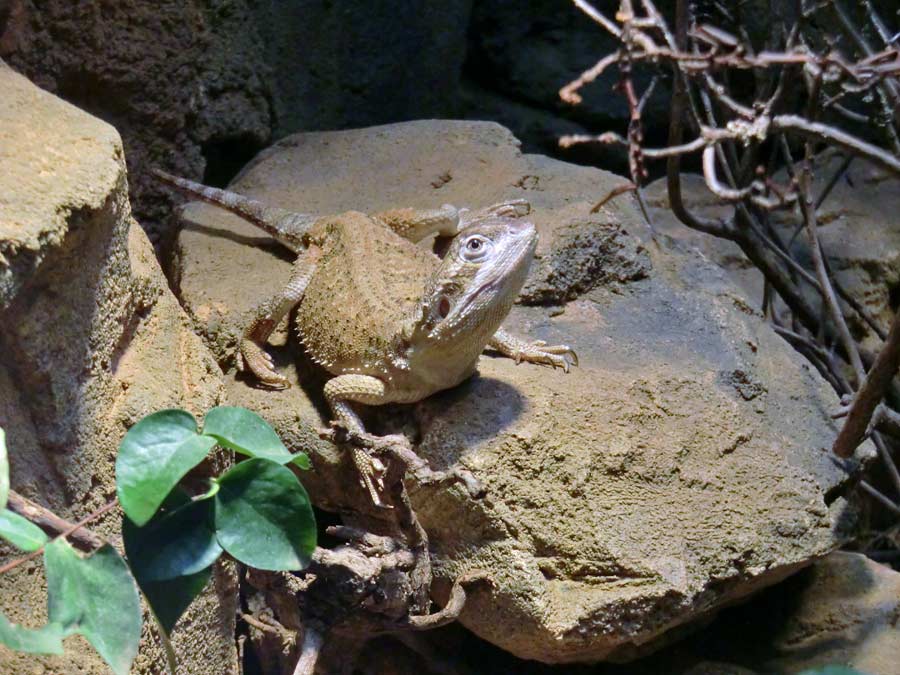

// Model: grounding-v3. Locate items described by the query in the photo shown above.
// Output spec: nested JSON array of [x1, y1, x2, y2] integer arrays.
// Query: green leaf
[[214, 458, 316, 570], [123, 490, 222, 582], [116, 409, 217, 526], [291, 452, 312, 470], [140, 567, 212, 635], [0, 509, 49, 552], [44, 539, 142, 675], [123, 491, 218, 635], [202, 406, 307, 467], [0, 612, 64, 655], [0, 427, 8, 509]]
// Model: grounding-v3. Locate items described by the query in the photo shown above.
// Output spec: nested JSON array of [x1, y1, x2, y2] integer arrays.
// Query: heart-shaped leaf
[[214, 458, 316, 570], [202, 406, 308, 467], [116, 409, 217, 526], [139, 567, 212, 635], [44, 540, 141, 675], [123, 490, 222, 582], [0, 509, 49, 552], [0, 613, 64, 655]]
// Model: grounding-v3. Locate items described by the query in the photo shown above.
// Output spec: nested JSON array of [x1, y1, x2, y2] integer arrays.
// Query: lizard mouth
[[454, 276, 502, 317]]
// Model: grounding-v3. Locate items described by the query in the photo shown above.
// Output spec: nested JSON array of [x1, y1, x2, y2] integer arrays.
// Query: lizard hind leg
[[239, 250, 320, 387], [320, 374, 410, 508]]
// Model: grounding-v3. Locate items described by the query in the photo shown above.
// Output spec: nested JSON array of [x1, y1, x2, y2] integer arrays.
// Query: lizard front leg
[[320, 374, 410, 508], [488, 328, 578, 372], [458, 199, 530, 227], [372, 205, 461, 242], [371, 199, 531, 244], [239, 249, 321, 387]]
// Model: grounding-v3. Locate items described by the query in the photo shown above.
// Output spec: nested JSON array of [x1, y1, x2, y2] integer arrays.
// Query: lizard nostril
[[438, 296, 451, 318]]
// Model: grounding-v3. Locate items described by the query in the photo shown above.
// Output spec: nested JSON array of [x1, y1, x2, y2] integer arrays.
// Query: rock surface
[[172, 119, 857, 663], [0, 63, 236, 674], [0, 0, 473, 248], [645, 156, 900, 356], [361, 552, 900, 674], [752, 551, 900, 675]]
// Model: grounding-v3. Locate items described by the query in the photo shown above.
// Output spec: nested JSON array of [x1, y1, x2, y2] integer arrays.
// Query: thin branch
[[666, 1, 735, 239], [702, 145, 752, 200], [833, 309, 900, 457], [789, 136, 867, 380], [560, 52, 621, 105], [560, 132, 708, 158], [572, 0, 622, 38], [5, 490, 105, 552], [0, 499, 116, 575], [403, 571, 491, 631], [772, 114, 900, 176], [861, 480, 900, 516], [872, 433, 900, 502], [292, 626, 324, 675], [814, 154, 853, 209]]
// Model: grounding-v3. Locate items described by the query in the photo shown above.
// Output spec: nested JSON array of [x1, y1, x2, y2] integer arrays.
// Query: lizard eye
[[460, 235, 492, 262]]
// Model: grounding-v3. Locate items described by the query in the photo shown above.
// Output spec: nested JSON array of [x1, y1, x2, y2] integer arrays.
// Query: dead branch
[[563, 0, 900, 510], [5, 490, 105, 552], [245, 445, 489, 674], [291, 626, 324, 675], [0, 494, 114, 575], [833, 310, 900, 457]]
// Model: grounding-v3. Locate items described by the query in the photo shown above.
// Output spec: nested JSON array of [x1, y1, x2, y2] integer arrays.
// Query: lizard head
[[413, 216, 538, 344]]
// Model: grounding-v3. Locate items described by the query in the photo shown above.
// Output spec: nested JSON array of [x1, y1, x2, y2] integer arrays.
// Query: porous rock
[[172, 120, 856, 663], [0, 63, 237, 674]]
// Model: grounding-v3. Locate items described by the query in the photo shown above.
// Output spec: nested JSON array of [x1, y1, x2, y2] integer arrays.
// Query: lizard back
[[296, 211, 437, 377]]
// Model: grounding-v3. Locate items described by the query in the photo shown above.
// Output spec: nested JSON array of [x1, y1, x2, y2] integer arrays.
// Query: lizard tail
[[152, 169, 314, 251]]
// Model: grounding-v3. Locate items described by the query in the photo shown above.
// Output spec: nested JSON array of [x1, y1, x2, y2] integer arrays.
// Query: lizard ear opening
[[438, 295, 452, 319]]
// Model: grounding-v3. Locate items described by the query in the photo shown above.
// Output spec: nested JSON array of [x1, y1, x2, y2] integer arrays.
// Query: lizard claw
[[239, 339, 290, 388], [513, 341, 578, 373]]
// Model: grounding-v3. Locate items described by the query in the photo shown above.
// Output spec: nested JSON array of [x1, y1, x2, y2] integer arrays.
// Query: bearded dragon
[[154, 170, 577, 505]]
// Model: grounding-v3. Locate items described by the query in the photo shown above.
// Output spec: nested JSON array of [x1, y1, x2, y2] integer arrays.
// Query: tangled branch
[[561, 0, 900, 519]]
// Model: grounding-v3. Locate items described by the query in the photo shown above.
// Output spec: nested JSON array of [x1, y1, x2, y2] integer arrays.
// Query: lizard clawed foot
[[318, 422, 412, 453], [409, 464, 485, 499], [512, 340, 579, 373], [238, 339, 290, 388], [319, 423, 416, 509]]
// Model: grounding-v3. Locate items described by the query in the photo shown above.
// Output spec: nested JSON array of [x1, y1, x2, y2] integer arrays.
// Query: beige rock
[[173, 120, 857, 663], [0, 63, 237, 674], [762, 552, 900, 675]]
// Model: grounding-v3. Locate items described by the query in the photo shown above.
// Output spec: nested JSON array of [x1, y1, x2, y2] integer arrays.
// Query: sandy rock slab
[[0, 63, 237, 674], [172, 120, 858, 663]]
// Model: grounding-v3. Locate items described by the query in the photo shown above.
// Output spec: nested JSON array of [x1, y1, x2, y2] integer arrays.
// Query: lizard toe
[[514, 341, 578, 372], [240, 340, 290, 387]]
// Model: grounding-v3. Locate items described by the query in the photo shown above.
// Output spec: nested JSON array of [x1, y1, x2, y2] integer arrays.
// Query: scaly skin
[[155, 170, 577, 506]]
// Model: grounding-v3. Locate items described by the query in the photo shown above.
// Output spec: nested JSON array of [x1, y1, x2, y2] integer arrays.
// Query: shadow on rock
[[415, 374, 528, 472]]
